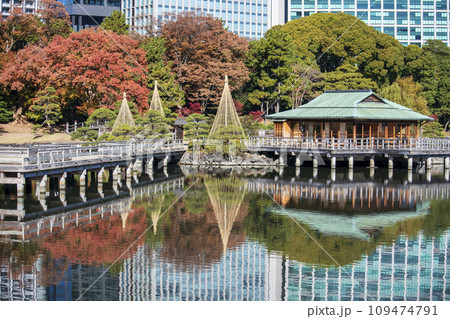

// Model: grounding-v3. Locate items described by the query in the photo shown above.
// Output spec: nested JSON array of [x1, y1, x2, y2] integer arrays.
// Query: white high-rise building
[[122, 0, 285, 39], [1, 0, 38, 18]]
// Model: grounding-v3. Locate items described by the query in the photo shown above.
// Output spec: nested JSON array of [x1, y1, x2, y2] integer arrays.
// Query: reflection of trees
[[245, 195, 447, 268], [148, 177, 249, 270], [0, 241, 39, 280], [204, 176, 248, 253], [38, 209, 147, 279]]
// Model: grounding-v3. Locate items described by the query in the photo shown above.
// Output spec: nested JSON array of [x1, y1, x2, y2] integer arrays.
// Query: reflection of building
[[119, 242, 267, 300], [283, 231, 449, 301], [58, 0, 121, 31]]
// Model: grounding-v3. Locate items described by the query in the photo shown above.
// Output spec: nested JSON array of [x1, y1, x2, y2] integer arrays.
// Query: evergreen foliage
[[85, 108, 116, 127], [246, 27, 298, 113], [140, 36, 185, 110], [321, 64, 379, 91], [0, 96, 13, 123], [380, 77, 430, 115], [100, 10, 129, 35], [26, 86, 62, 132]]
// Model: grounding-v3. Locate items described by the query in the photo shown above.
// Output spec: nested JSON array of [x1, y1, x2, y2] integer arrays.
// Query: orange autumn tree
[[44, 29, 149, 114], [158, 12, 249, 113]]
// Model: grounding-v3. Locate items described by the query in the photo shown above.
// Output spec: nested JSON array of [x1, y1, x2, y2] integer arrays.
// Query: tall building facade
[[59, 0, 121, 31], [122, 0, 285, 39], [286, 0, 450, 46], [1, 0, 38, 18]]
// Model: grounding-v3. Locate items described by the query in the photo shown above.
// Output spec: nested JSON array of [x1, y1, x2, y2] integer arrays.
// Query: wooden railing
[[0, 139, 186, 169], [245, 137, 450, 152]]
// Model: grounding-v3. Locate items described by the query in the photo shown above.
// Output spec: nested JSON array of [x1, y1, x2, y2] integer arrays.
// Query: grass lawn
[[0, 122, 76, 144]]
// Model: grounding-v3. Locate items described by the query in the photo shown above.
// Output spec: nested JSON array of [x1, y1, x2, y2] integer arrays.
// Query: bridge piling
[[426, 157, 432, 170], [369, 157, 375, 169], [388, 157, 394, 170], [79, 169, 87, 187], [445, 157, 450, 170], [408, 158, 413, 170], [330, 157, 336, 170], [348, 156, 354, 169]]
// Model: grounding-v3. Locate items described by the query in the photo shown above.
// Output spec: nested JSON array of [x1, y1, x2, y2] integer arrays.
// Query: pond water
[[0, 166, 449, 301]]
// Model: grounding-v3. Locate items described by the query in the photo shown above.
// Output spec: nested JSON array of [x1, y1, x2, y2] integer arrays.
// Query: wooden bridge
[[0, 139, 187, 202], [245, 136, 450, 169]]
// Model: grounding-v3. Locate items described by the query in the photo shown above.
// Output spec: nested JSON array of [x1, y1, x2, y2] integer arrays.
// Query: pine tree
[[27, 86, 62, 132], [101, 10, 129, 35], [141, 36, 185, 111]]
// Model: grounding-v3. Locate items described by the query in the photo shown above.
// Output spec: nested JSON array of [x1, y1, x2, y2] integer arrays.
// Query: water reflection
[[0, 167, 449, 300]]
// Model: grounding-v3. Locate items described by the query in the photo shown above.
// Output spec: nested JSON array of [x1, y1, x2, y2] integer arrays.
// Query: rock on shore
[[179, 152, 277, 167]]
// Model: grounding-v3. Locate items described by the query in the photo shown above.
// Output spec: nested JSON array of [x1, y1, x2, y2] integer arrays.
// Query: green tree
[[85, 108, 116, 127], [402, 44, 440, 107], [246, 27, 298, 114], [142, 110, 171, 139], [140, 36, 185, 110], [0, 95, 13, 123], [280, 13, 404, 88], [100, 10, 129, 35], [27, 86, 62, 132], [321, 63, 379, 91], [422, 121, 444, 138], [380, 77, 430, 115], [183, 113, 211, 140]]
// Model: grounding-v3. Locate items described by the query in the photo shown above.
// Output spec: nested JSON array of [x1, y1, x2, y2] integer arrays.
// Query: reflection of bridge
[[247, 178, 450, 208], [0, 177, 184, 243]]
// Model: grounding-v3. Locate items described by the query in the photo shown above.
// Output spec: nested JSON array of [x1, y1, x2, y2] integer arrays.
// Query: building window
[[343, 0, 354, 9], [317, 0, 328, 9], [356, 0, 367, 9], [409, 12, 421, 25]]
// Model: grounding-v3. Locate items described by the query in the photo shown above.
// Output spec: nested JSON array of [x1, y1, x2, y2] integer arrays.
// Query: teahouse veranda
[[267, 90, 433, 140]]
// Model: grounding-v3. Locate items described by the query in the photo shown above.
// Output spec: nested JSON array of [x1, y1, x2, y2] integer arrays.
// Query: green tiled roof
[[268, 90, 433, 122]]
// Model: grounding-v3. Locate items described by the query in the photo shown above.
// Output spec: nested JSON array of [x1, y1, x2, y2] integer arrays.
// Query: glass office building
[[59, 0, 121, 31], [287, 0, 450, 46], [122, 0, 285, 39]]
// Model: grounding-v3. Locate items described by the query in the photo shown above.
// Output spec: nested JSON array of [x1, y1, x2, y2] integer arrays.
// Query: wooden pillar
[[406, 125, 411, 139], [400, 124, 403, 139], [385, 124, 388, 139], [369, 157, 375, 169], [393, 124, 396, 138], [426, 157, 432, 170], [388, 157, 394, 169], [313, 156, 318, 169], [353, 124, 356, 139], [377, 123, 380, 138], [362, 124, 364, 138], [369, 125, 372, 139], [415, 123, 419, 139]]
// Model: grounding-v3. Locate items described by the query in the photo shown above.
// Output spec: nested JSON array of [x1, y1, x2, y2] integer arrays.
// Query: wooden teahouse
[[268, 90, 433, 139]]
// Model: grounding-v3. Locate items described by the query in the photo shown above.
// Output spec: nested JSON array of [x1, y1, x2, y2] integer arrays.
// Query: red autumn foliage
[[249, 110, 264, 122], [39, 209, 147, 266], [44, 29, 149, 114], [159, 12, 249, 111], [179, 101, 202, 116]]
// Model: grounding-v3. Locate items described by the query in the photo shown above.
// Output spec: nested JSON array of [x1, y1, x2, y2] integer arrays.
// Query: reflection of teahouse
[[205, 176, 247, 254], [268, 90, 433, 139], [268, 201, 430, 241]]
